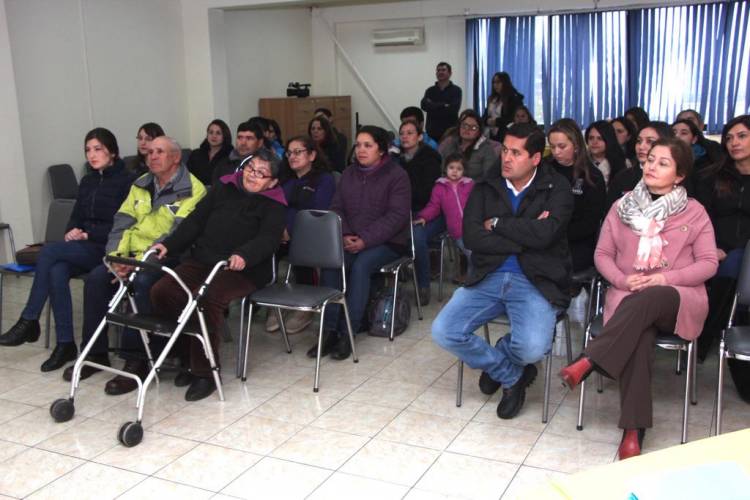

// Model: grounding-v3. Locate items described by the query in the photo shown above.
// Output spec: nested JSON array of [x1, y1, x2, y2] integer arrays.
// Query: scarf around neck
[[616, 180, 688, 270]]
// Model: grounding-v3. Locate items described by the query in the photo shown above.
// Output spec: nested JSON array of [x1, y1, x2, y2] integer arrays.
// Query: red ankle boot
[[618, 429, 641, 460], [558, 355, 594, 390]]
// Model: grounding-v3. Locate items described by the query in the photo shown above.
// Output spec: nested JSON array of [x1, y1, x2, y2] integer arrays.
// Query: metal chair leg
[[716, 340, 726, 435], [438, 238, 445, 302], [564, 315, 573, 365], [236, 297, 247, 378], [45, 301, 51, 348], [456, 360, 464, 407], [542, 353, 552, 423], [277, 308, 291, 354], [690, 342, 698, 405], [676, 349, 683, 375], [241, 303, 255, 381], [411, 264, 423, 321], [389, 273, 400, 342], [681, 342, 693, 444], [596, 372, 603, 393], [576, 325, 592, 431]]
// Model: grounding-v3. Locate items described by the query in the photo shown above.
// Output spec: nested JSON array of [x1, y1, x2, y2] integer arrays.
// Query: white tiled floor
[[0, 275, 748, 499]]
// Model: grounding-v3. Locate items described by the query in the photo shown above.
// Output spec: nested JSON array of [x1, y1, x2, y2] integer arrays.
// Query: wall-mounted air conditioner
[[371, 27, 425, 47]]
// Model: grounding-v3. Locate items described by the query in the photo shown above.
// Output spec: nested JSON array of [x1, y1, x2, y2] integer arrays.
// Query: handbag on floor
[[15, 243, 44, 266], [367, 288, 411, 337]]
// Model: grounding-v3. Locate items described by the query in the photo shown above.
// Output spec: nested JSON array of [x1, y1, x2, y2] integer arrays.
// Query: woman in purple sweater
[[266, 136, 336, 334], [306, 126, 411, 360]]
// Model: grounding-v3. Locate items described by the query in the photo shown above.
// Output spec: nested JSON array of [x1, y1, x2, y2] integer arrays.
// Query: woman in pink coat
[[415, 153, 475, 274], [558, 137, 718, 461]]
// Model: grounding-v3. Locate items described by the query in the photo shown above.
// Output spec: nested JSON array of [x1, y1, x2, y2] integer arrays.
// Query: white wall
[[0, 0, 33, 260], [220, 7, 312, 129], [5, 0, 188, 240]]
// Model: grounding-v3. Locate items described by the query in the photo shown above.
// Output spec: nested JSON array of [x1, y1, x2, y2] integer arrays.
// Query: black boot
[[331, 334, 353, 361], [306, 331, 339, 359], [41, 342, 77, 372], [0, 318, 41, 346], [698, 277, 736, 362]]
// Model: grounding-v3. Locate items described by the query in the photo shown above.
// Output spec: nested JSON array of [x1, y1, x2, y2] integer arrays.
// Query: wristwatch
[[490, 217, 499, 230]]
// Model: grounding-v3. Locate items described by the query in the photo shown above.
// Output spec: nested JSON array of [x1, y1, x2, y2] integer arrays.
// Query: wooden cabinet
[[258, 96, 352, 145]]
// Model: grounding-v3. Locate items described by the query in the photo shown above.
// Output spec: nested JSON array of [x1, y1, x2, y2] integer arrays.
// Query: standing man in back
[[420, 62, 462, 143]]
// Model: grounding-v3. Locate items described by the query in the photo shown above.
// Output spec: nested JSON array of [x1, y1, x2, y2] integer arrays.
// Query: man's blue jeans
[[320, 244, 400, 335], [413, 216, 446, 289], [81, 263, 163, 360], [432, 269, 558, 386], [21, 241, 104, 344]]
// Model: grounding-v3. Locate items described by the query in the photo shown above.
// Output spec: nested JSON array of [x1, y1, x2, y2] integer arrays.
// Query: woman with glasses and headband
[[126, 122, 165, 176], [149, 149, 287, 401], [263, 136, 336, 334], [438, 110, 499, 181]]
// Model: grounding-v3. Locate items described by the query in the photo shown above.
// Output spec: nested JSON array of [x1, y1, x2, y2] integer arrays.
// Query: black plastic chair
[[48, 164, 78, 200], [716, 241, 750, 435], [239, 210, 358, 392], [0, 199, 77, 348]]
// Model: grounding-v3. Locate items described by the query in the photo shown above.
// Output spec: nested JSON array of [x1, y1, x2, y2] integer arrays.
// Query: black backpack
[[367, 289, 411, 337]]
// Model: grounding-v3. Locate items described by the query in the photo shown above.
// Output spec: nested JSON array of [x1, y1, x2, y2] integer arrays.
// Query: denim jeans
[[432, 268, 558, 386], [81, 263, 164, 360], [21, 241, 104, 344], [454, 237, 474, 277], [320, 244, 400, 335], [413, 216, 446, 288]]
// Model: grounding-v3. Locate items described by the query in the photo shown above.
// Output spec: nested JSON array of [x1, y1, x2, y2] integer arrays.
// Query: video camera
[[286, 82, 311, 98]]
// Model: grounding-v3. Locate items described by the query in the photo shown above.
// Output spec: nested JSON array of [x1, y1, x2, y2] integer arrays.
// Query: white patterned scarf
[[616, 180, 688, 270]]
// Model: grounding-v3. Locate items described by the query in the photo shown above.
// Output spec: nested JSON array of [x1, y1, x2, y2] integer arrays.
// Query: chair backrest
[[48, 164, 78, 199], [288, 210, 344, 270], [44, 199, 76, 242], [181, 148, 191, 165], [735, 241, 750, 307]]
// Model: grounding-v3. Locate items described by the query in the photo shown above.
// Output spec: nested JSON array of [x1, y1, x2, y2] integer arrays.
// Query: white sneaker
[[285, 310, 313, 334], [265, 310, 281, 332]]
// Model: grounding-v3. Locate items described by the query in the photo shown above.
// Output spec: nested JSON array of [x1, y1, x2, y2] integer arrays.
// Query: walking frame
[[49, 250, 227, 447]]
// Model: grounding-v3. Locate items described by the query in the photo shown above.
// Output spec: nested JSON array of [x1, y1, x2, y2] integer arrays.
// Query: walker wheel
[[117, 421, 143, 447], [50, 398, 75, 423]]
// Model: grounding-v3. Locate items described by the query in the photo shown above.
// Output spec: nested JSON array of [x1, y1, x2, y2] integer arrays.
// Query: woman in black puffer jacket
[[0, 128, 135, 372]]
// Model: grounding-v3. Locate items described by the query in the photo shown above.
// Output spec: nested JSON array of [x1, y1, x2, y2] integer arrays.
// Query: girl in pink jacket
[[415, 153, 475, 274], [558, 138, 718, 462]]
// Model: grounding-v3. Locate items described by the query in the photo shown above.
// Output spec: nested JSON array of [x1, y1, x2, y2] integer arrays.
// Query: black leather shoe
[[479, 371, 502, 395], [41, 343, 77, 372], [497, 364, 538, 419], [174, 371, 194, 387], [185, 376, 216, 401], [0, 318, 41, 346], [63, 354, 110, 382], [105, 359, 148, 396], [306, 331, 339, 359], [331, 334, 352, 361]]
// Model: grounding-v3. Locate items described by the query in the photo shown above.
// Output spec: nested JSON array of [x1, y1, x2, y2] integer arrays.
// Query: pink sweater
[[417, 177, 474, 239], [595, 199, 718, 340]]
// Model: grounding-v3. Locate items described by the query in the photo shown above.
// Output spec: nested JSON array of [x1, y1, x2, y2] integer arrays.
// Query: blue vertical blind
[[468, 0, 750, 132], [629, 1, 750, 131], [467, 17, 538, 120], [544, 11, 628, 126]]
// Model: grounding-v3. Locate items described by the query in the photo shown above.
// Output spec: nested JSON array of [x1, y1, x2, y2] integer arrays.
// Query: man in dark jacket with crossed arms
[[432, 123, 573, 419]]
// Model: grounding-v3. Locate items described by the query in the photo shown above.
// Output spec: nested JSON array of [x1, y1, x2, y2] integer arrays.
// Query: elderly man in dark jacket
[[432, 123, 574, 420]]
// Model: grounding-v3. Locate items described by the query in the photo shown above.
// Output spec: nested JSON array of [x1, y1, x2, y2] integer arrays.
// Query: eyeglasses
[[460, 123, 480, 132], [136, 135, 153, 142], [285, 148, 308, 158], [244, 165, 273, 179]]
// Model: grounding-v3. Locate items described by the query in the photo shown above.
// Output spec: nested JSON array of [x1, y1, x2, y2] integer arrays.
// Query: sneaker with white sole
[[285, 310, 313, 334]]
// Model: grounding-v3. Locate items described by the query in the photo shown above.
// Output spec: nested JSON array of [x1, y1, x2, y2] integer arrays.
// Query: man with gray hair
[[63, 136, 207, 395]]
